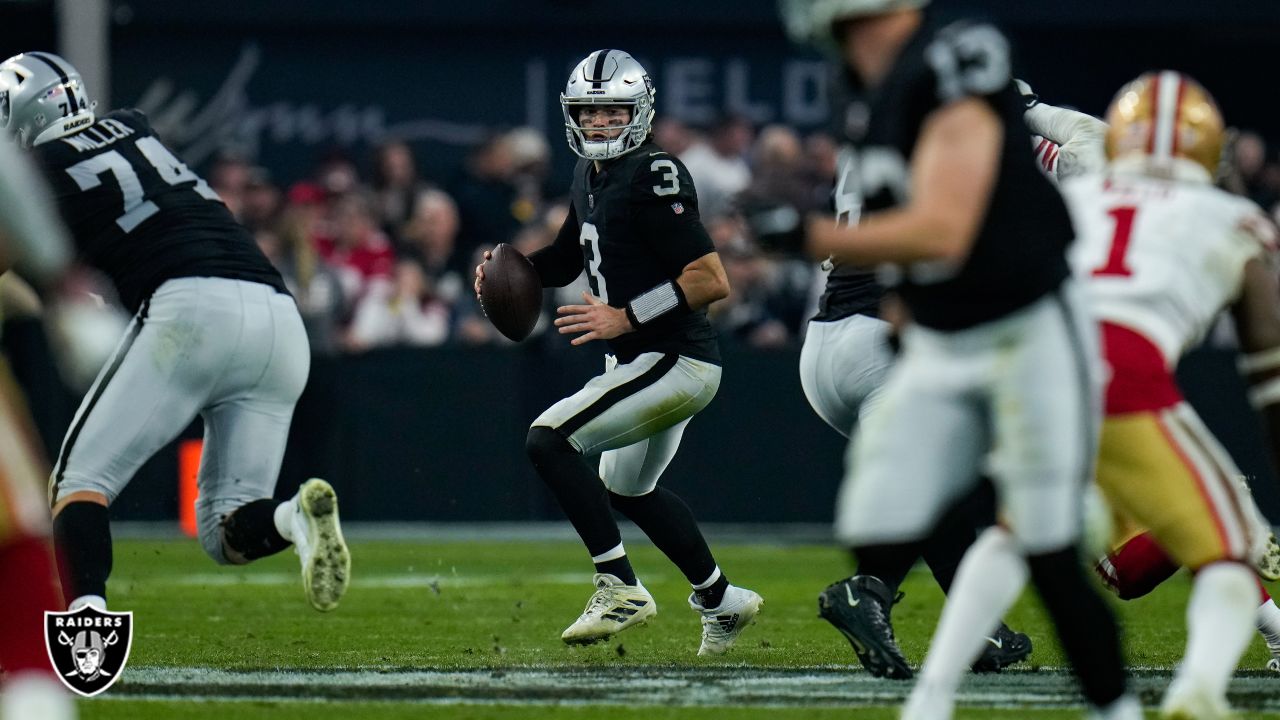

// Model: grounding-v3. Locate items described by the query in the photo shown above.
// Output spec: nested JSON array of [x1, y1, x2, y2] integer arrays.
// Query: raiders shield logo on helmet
[[44, 606, 133, 697]]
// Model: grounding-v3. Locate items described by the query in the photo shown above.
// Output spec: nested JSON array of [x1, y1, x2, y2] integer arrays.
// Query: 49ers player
[[906, 73, 1280, 720]]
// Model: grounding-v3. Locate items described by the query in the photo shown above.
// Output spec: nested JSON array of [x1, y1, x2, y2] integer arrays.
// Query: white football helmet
[[561, 49, 655, 161], [779, 0, 931, 50], [0, 52, 95, 148]]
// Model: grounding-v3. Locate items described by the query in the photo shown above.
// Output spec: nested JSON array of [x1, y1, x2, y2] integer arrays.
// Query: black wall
[[10, 331, 1278, 526]]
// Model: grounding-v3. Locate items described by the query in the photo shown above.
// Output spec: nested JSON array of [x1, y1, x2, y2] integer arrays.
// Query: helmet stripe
[[25, 52, 79, 117], [589, 49, 611, 89], [1145, 73, 1158, 155], [1151, 70, 1181, 162], [1171, 73, 1188, 157]]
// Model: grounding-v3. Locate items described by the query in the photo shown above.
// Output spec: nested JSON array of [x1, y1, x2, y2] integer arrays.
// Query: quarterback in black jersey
[[0, 52, 350, 616], [778, 4, 1136, 717], [475, 50, 761, 655]]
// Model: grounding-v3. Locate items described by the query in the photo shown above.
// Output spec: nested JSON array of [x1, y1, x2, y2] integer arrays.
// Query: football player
[[906, 75, 1280, 720], [0, 133, 76, 720], [779, 2, 1137, 717], [474, 50, 761, 655], [776, 0, 1032, 675], [0, 52, 350, 614], [1022, 80, 1280, 672]]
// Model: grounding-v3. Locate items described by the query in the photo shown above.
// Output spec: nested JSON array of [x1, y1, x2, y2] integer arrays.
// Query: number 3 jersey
[[1063, 171, 1277, 366], [826, 17, 1074, 331], [33, 109, 286, 313], [530, 139, 719, 363]]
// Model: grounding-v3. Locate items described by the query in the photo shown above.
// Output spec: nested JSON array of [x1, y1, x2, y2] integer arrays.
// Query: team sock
[[0, 535, 66, 673], [1176, 561, 1257, 697], [854, 539, 929, 594], [913, 527, 1027, 702], [52, 500, 113, 602], [221, 498, 292, 561], [1027, 545, 1128, 708], [1257, 593, 1280, 652], [590, 543, 637, 586], [609, 487, 720, 600], [1098, 531, 1179, 599], [692, 568, 730, 610], [525, 427, 626, 571]]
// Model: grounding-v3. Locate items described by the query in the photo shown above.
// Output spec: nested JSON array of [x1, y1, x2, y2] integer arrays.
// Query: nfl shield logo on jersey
[[671, 201, 684, 214], [45, 606, 134, 697]]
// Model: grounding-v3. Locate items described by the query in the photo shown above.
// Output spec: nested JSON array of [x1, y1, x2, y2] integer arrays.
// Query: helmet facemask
[[560, 50, 655, 161]]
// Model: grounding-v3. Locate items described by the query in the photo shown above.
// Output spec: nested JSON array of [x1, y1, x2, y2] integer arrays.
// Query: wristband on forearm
[[625, 280, 690, 327], [1242, 346, 1280, 408]]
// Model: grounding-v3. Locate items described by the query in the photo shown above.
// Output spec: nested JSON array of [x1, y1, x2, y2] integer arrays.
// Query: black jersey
[[830, 17, 1073, 331], [530, 140, 719, 364], [33, 109, 286, 313]]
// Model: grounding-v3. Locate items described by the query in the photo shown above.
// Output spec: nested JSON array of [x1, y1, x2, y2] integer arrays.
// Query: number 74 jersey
[[1062, 172, 1277, 365], [33, 109, 285, 313]]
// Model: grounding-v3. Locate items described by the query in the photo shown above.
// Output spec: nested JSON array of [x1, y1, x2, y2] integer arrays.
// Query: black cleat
[[971, 623, 1032, 673], [818, 575, 912, 679]]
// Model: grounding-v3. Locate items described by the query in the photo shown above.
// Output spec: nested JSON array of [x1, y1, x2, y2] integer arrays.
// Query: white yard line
[[106, 667, 1280, 710]]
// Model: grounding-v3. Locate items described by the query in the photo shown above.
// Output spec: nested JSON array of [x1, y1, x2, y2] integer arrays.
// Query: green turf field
[[73, 537, 1280, 719]]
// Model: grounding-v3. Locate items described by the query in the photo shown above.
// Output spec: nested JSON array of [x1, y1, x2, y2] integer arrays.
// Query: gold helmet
[[1104, 71, 1224, 179]]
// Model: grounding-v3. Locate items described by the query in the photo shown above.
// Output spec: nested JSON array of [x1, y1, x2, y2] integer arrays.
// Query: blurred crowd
[[210, 119, 1280, 356]]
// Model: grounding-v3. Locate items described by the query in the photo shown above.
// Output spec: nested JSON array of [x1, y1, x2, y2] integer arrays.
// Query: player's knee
[[195, 497, 240, 565], [526, 426, 574, 464], [608, 489, 647, 513]]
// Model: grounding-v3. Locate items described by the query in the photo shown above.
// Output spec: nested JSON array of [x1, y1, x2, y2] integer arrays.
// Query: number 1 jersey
[[33, 109, 286, 313], [1063, 172, 1276, 365]]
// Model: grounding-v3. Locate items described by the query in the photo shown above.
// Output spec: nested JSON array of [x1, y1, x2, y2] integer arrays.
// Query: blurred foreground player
[[0, 52, 350, 614], [475, 50, 761, 654], [0, 134, 76, 720], [778, 0, 1030, 675], [907, 74, 1280, 720], [780, 2, 1136, 715]]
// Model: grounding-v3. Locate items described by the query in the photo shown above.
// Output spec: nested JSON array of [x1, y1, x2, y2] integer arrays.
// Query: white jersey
[[1063, 170, 1277, 365]]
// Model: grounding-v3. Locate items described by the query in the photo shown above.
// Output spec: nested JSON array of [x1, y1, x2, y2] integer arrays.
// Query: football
[[480, 243, 543, 342]]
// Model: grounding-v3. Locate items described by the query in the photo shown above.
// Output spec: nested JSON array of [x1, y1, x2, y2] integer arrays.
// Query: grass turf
[[69, 538, 1280, 718], [79, 701, 1280, 720]]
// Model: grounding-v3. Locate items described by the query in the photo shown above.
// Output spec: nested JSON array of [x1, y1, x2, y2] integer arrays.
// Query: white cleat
[[561, 573, 656, 645], [689, 584, 763, 656], [1160, 679, 1234, 720], [1257, 533, 1280, 582], [291, 478, 350, 612]]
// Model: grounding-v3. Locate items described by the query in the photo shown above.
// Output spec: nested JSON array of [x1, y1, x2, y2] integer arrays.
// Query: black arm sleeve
[[528, 203, 584, 288]]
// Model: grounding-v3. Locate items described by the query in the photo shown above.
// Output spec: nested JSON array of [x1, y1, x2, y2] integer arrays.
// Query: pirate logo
[[45, 606, 133, 697]]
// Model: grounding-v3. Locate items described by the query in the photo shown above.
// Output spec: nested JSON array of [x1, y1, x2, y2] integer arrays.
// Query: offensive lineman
[[905, 74, 1280, 720], [475, 50, 761, 654], [781, 3, 1137, 717], [0, 52, 350, 614], [775, 0, 1030, 675]]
